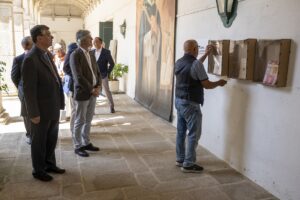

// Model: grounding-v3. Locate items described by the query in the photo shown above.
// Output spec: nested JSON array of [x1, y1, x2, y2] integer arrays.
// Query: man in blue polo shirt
[[175, 39, 227, 173]]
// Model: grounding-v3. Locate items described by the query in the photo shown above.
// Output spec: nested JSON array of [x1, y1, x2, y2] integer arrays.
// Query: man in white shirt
[[92, 37, 115, 113]]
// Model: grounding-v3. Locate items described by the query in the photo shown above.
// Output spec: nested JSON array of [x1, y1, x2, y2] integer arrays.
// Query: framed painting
[[135, 0, 176, 121]]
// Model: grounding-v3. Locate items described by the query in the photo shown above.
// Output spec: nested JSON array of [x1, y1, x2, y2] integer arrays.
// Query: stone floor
[[0, 94, 278, 200]]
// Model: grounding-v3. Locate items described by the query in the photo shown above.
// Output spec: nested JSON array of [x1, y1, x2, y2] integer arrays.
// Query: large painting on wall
[[135, 0, 176, 121]]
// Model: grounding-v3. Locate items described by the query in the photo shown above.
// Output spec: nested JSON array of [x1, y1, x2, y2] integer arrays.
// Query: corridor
[[0, 94, 277, 200]]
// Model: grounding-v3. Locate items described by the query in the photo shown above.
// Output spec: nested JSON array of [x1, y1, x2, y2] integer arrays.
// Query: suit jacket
[[70, 47, 101, 101], [11, 53, 27, 116], [11, 53, 25, 96], [63, 51, 74, 93], [22, 46, 65, 120], [92, 48, 115, 79]]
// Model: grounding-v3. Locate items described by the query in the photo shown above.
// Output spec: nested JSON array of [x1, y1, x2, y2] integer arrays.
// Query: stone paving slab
[[132, 141, 174, 155], [220, 180, 274, 200], [135, 172, 158, 188], [188, 186, 231, 200], [12, 180, 60, 199], [209, 168, 245, 184], [0, 95, 278, 200], [80, 189, 124, 200]]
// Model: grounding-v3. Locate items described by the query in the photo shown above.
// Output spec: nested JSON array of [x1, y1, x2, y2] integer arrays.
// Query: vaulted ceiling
[[34, 0, 101, 18]]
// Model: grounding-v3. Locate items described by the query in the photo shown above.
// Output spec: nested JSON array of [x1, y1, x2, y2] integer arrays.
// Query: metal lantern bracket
[[120, 20, 126, 38], [216, 0, 238, 28]]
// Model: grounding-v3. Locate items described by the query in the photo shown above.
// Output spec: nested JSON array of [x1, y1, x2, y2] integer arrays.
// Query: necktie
[[44, 53, 60, 85]]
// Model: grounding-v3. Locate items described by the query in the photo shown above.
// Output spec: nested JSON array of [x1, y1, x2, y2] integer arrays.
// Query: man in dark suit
[[22, 25, 65, 182], [70, 30, 101, 157], [11, 36, 33, 144], [92, 37, 115, 113]]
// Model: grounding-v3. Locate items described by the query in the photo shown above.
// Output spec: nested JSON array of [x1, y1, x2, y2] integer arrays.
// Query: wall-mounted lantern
[[216, 0, 238, 28], [120, 20, 126, 38]]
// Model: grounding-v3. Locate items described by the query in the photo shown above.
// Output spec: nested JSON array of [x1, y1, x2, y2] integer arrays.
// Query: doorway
[[99, 21, 113, 49]]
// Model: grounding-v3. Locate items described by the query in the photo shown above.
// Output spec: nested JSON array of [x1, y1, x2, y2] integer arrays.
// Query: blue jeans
[[175, 98, 202, 167]]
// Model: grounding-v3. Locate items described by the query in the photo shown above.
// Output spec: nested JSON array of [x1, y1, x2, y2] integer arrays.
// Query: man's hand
[[199, 44, 214, 63], [31, 116, 40, 124], [92, 87, 100, 97], [218, 79, 227, 86], [205, 45, 214, 55]]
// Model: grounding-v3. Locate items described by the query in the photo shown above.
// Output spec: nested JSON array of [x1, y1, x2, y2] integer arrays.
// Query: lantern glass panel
[[227, 0, 234, 12], [217, 0, 225, 13]]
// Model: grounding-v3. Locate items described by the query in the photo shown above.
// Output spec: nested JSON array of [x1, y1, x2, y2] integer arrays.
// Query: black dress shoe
[[83, 143, 100, 151], [32, 172, 53, 182], [45, 166, 66, 174], [75, 148, 89, 157]]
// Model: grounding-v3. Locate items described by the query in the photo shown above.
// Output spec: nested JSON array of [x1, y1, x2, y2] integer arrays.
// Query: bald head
[[184, 39, 198, 57], [184, 40, 198, 53], [21, 36, 33, 51]]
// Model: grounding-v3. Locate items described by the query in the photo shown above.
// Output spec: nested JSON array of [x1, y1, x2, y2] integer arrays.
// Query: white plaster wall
[[84, 0, 136, 98], [176, 0, 300, 200], [40, 17, 84, 47]]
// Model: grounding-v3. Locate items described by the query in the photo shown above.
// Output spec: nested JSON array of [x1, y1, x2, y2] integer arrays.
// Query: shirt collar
[[184, 53, 197, 59], [96, 47, 102, 53], [80, 46, 89, 54]]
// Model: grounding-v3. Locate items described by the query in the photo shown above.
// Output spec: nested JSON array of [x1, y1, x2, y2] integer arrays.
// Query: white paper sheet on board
[[197, 39, 209, 70]]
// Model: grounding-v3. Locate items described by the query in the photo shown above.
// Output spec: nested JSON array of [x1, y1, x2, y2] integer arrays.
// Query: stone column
[[13, 0, 25, 56], [0, 1, 14, 60], [0, 90, 9, 124], [23, 15, 31, 35], [23, 0, 31, 35], [0, 0, 13, 124]]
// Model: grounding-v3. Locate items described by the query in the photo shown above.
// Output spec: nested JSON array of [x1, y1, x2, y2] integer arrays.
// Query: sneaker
[[25, 135, 32, 145], [175, 161, 183, 167], [181, 164, 203, 173]]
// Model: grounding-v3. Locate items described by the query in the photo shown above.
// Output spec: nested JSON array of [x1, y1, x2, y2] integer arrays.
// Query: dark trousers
[[23, 116, 31, 137], [31, 119, 59, 174]]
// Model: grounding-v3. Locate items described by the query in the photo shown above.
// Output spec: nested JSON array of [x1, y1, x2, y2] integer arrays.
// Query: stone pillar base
[[0, 108, 10, 125]]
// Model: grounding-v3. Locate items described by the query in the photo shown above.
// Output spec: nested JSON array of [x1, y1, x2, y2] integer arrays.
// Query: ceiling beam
[[33, 0, 101, 17]]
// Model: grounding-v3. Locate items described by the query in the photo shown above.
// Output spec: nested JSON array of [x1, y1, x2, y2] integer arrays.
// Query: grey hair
[[21, 36, 32, 46], [76, 30, 91, 45]]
